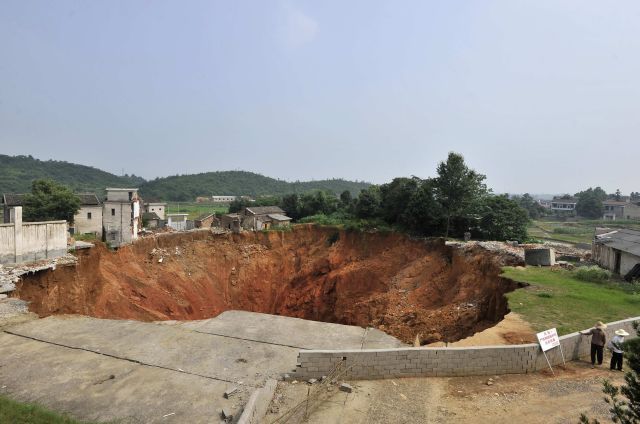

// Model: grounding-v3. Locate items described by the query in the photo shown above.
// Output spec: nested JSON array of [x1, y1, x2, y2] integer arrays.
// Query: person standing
[[580, 322, 607, 368], [609, 329, 629, 371]]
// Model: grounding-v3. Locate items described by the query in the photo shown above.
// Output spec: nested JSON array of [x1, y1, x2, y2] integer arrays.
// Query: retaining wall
[[290, 317, 639, 380]]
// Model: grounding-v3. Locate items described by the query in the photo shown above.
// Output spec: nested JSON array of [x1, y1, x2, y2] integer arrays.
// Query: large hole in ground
[[13, 225, 523, 344]]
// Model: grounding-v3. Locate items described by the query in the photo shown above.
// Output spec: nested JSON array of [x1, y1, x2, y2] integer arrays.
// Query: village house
[[220, 213, 241, 233], [241, 206, 291, 231], [602, 200, 640, 221], [592, 228, 640, 280], [103, 188, 141, 247], [194, 213, 217, 228], [166, 213, 188, 231], [143, 201, 167, 220], [550, 197, 577, 212], [72, 193, 103, 237], [211, 196, 237, 203], [2, 193, 24, 223], [142, 212, 163, 229]]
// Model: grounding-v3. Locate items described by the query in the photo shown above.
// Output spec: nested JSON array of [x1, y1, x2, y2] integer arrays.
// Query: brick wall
[[290, 317, 639, 380]]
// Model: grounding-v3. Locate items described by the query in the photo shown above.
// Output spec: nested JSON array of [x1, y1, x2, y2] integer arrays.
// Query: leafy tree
[[631, 192, 640, 202], [280, 194, 301, 220], [433, 152, 488, 238], [339, 190, 353, 211], [299, 191, 338, 217], [511, 193, 545, 219], [580, 322, 640, 424], [400, 179, 444, 235], [474, 195, 529, 241], [616, 189, 623, 202], [576, 187, 607, 219], [22, 179, 81, 223], [379, 177, 420, 224], [355, 186, 382, 219]]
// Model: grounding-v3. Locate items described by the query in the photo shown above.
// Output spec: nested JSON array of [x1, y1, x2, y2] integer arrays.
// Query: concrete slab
[[0, 332, 238, 424], [6, 315, 299, 385], [179, 310, 405, 350]]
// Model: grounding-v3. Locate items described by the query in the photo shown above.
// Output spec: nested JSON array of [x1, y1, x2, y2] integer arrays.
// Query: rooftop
[[245, 206, 285, 215], [595, 228, 640, 257]]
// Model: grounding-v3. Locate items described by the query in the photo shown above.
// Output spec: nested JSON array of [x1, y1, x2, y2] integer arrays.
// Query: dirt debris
[[13, 226, 524, 344]]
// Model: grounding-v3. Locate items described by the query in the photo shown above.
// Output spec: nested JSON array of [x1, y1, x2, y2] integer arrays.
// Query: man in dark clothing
[[580, 321, 607, 368]]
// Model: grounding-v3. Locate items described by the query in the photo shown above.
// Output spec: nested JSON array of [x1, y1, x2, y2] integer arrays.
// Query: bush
[[575, 266, 611, 283], [537, 292, 553, 298]]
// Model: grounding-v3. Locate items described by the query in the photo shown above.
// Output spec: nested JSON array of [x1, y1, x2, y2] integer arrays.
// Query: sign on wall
[[536, 328, 560, 352]]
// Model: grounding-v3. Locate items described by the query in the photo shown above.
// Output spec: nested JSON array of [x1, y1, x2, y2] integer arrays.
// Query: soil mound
[[13, 225, 522, 344]]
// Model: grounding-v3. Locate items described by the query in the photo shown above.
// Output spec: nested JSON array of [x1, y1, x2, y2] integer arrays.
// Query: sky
[[1, 1, 639, 195]]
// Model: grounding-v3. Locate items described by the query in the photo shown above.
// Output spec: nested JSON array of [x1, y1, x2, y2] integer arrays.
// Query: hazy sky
[[1, 1, 639, 194]]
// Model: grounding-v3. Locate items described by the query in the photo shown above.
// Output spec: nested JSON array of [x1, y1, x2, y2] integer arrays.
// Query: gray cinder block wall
[[290, 317, 639, 380]]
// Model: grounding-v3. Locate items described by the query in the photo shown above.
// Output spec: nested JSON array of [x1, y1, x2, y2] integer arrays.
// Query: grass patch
[[502, 266, 640, 336], [575, 266, 611, 283], [0, 395, 89, 424], [166, 202, 228, 220], [529, 218, 640, 245]]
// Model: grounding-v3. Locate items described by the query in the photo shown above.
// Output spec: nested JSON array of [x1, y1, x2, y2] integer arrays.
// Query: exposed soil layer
[[13, 225, 523, 344]]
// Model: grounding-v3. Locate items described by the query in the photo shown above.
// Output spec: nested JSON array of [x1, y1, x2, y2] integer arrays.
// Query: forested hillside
[[139, 171, 370, 200], [0, 155, 370, 200], [0, 155, 145, 194]]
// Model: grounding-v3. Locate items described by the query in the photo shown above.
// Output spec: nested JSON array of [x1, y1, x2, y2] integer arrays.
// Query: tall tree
[[575, 187, 607, 219], [22, 179, 81, 223], [379, 177, 420, 224], [433, 152, 487, 238], [400, 179, 444, 235], [355, 186, 382, 219], [475, 195, 529, 241]]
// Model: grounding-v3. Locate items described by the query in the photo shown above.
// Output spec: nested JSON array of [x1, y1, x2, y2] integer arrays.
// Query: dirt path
[[270, 361, 624, 423], [427, 312, 537, 347]]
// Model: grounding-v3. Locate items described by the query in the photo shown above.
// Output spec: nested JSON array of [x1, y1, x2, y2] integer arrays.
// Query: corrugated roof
[[245, 206, 284, 215], [603, 200, 628, 206], [595, 228, 640, 257], [2, 193, 24, 206], [267, 214, 291, 221]]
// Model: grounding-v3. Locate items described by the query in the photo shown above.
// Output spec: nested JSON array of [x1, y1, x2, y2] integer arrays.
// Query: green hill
[[0, 155, 145, 195], [0, 155, 370, 201], [139, 171, 371, 201]]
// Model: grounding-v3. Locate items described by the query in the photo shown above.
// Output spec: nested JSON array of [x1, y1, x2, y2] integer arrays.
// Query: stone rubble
[[0, 254, 77, 294]]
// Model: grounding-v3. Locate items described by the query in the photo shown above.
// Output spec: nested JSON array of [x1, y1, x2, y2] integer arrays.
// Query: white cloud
[[282, 5, 318, 48]]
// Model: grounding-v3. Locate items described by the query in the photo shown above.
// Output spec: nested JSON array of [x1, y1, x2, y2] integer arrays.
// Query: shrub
[[537, 292, 553, 298], [575, 266, 611, 283]]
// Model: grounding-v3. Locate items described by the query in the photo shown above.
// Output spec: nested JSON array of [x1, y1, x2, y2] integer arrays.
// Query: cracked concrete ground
[[0, 310, 403, 423]]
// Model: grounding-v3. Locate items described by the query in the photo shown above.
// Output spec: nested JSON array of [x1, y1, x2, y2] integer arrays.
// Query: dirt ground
[[269, 361, 625, 423]]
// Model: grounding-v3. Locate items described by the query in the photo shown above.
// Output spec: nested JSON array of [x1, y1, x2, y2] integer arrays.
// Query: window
[[111, 208, 116, 216], [128, 191, 133, 201], [87, 212, 92, 219]]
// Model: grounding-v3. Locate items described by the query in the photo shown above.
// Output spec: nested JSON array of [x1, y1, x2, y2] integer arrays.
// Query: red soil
[[13, 225, 522, 344]]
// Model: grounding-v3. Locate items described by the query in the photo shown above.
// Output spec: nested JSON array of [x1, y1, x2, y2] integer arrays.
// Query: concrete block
[[339, 383, 353, 393]]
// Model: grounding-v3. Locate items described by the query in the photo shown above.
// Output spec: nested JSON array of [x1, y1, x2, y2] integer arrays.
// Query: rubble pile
[[0, 254, 77, 294]]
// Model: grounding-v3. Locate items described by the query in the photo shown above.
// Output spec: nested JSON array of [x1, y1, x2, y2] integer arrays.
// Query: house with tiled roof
[[73, 193, 103, 237]]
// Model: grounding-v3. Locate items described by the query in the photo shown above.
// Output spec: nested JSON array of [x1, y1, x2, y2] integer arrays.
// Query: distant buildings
[[144, 201, 167, 220], [602, 200, 640, 221], [550, 197, 577, 212]]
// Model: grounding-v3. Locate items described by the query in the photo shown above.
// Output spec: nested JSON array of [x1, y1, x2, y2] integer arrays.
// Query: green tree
[[280, 194, 301, 220], [475, 195, 529, 241], [379, 177, 420, 224], [339, 190, 353, 211], [512, 193, 545, 219], [616, 189, 623, 202], [580, 322, 640, 424], [299, 191, 338, 217], [22, 179, 81, 223], [576, 187, 607, 219], [433, 152, 488, 238], [400, 179, 444, 235], [355, 186, 382, 219]]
